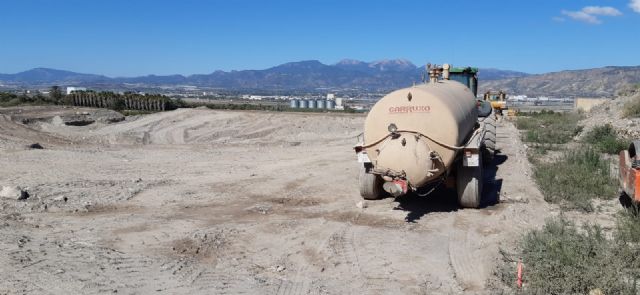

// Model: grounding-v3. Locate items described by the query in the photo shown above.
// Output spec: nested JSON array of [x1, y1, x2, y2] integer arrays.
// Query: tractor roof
[[449, 67, 479, 74]]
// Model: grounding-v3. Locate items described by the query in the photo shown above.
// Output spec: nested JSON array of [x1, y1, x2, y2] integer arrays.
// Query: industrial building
[[66, 87, 87, 95]]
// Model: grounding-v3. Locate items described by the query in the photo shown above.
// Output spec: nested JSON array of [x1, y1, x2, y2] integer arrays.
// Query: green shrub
[[501, 217, 638, 294], [167, 98, 190, 109], [583, 124, 629, 154], [616, 204, 640, 244], [0, 91, 61, 107], [108, 97, 126, 111], [623, 95, 640, 118], [516, 112, 583, 145], [533, 149, 617, 212]]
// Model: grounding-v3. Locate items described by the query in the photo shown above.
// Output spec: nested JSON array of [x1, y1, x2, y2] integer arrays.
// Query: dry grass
[[583, 124, 629, 155], [623, 94, 640, 118], [533, 149, 617, 212], [516, 111, 583, 146], [499, 216, 640, 294]]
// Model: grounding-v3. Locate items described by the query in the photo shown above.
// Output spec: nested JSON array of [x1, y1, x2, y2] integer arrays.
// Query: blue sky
[[1, 0, 639, 76]]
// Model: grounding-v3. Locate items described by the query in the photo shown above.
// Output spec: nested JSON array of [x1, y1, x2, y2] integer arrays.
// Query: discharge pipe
[[383, 179, 408, 197]]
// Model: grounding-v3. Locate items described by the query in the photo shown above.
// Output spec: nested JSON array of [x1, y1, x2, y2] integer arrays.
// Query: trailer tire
[[359, 166, 384, 200], [456, 158, 483, 208]]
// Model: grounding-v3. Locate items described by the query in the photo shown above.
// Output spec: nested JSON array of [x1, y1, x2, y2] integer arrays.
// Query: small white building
[[66, 87, 87, 95]]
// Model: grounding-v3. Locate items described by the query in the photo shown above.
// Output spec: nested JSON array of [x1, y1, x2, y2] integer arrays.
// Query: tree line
[[67, 90, 182, 111], [0, 86, 184, 111]]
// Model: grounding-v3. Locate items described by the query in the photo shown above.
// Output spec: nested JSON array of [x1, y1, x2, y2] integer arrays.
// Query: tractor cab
[[484, 90, 509, 118], [484, 91, 507, 103], [448, 67, 479, 97], [443, 66, 491, 117]]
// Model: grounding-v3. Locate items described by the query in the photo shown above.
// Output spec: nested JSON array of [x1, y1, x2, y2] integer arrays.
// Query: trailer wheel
[[359, 166, 384, 200], [456, 158, 483, 208]]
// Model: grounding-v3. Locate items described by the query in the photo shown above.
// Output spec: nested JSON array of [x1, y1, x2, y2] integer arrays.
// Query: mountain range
[[479, 66, 640, 97], [2, 60, 639, 97], [0, 59, 528, 91]]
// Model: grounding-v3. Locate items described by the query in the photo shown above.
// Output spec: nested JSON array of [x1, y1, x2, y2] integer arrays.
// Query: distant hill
[[477, 68, 530, 80], [0, 60, 529, 92], [4, 63, 638, 97], [0, 68, 108, 84], [480, 66, 640, 97]]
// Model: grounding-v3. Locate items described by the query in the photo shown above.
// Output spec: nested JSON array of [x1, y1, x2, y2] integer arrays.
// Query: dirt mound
[[0, 114, 71, 150], [0, 106, 124, 125], [579, 92, 640, 139], [89, 109, 365, 146]]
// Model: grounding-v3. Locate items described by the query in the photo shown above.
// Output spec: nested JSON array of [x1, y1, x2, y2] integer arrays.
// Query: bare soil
[[0, 107, 553, 294]]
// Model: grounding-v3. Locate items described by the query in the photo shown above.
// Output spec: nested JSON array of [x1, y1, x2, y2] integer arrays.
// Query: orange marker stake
[[516, 260, 523, 288]]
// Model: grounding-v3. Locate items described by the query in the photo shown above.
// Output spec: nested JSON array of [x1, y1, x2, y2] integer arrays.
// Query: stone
[[28, 143, 44, 149], [53, 195, 68, 202], [51, 116, 64, 126], [0, 186, 29, 200], [356, 201, 367, 209]]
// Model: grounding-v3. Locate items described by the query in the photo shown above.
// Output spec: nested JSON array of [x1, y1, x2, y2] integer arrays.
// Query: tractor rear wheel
[[482, 117, 497, 163], [359, 166, 384, 200]]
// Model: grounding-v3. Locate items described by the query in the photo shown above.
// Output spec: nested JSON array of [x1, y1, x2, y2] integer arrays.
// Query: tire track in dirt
[[325, 224, 397, 294], [160, 259, 249, 294], [275, 263, 312, 295], [448, 226, 487, 291], [275, 221, 330, 295]]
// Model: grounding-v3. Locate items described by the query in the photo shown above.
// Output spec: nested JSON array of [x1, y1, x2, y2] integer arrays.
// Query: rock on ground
[[0, 186, 29, 200]]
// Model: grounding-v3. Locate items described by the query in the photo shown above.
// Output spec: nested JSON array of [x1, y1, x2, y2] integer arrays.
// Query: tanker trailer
[[354, 64, 495, 208]]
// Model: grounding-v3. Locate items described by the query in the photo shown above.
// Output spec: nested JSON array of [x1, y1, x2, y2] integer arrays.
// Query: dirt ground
[[0, 107, 554, 294]]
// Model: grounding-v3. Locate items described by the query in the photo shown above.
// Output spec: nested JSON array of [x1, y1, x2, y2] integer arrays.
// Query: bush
[[516, 112, 583, 145], [0, 91, 62, 107], [533, 149, 617, 212], [500, 217, 639, 294], [108, 97, 126, 111], [623, 95, 640, 118], [167, 98, 190, 109], [616, 204, 640, 244], [583, 124, 629, 154]]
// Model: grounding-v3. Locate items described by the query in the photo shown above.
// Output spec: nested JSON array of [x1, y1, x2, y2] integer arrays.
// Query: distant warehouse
[[66, 86, 87, 95]]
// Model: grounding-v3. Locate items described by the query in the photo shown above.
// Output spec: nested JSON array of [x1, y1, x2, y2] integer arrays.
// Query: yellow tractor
[[483, 90, 508, 119]]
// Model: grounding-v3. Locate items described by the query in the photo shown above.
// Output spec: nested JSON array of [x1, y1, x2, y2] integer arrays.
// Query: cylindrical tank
[[299, 99, 309, 108], [317, 99, 326, 109], [308, 100, 317, 109], [327, 100, 335, 109], [363, 80, 478, 188], [290, 99, 299, 108]]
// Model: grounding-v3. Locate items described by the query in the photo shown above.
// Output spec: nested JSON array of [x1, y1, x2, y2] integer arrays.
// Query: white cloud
[[582, 6, 622, 16], [631, 0, 640, 13], [560, 6, 622, 24], [562, 10, 601, 24]]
